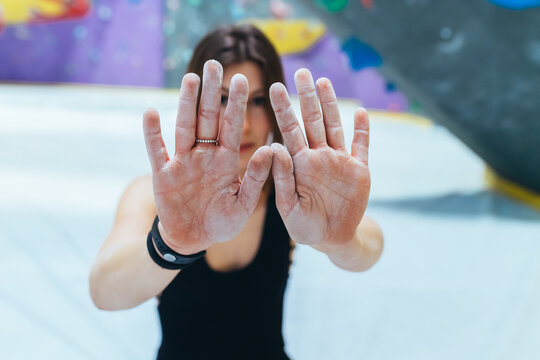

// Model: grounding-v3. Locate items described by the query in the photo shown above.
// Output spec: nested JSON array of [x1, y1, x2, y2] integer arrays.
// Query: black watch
[[146, 216, 206, 270]]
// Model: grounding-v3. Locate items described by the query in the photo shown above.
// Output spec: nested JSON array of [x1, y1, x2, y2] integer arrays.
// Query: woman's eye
[[252, 97, 266, 107], [221, 96, 228, 106]]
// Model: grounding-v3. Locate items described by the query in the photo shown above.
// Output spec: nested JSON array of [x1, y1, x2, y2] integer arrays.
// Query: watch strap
[[146, 216, 206, 270]]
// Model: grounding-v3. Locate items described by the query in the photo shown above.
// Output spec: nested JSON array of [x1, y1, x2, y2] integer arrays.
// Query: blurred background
[[1, 0, 539, 359]]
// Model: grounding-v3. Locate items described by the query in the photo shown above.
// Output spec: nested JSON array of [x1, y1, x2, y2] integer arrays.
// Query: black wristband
[[146, 216, 206, 270]]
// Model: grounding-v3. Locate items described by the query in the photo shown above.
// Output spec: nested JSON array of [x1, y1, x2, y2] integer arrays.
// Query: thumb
[[238, 146, 273, 214], [270, 143, 297, 216]]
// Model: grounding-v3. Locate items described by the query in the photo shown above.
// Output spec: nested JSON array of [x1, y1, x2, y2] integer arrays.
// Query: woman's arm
[[89, 176, 179, 311], [90, 61, 273, 310], [317, 214, 384, 272], [268, 70, 383, 272]]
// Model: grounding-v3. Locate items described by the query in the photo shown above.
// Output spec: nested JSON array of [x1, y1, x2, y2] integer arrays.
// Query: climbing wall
[[300, 0, 540, 192], [0, 0, 163, 86]]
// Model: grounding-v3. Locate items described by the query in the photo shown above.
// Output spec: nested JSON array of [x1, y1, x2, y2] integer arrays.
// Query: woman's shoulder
[[117, 174, 156, 215], [127, 174, 153, 193]]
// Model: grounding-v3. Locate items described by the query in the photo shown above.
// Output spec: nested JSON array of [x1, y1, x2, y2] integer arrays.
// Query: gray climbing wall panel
[[299, 0, 540, 192]]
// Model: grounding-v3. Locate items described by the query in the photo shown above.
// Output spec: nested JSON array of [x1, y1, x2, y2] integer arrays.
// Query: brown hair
[[186, 23, 285, 146]]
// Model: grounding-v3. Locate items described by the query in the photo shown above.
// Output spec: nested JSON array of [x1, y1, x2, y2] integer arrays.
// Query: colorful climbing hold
[[489, 0, 540, 9], [251, 19, 326, 55], [315, 0, 349, 13], [341, 37, 382, 70]]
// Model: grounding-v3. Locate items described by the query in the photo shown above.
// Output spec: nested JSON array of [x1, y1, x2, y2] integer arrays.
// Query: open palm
[[269, 69, 371, 251], [143, 61, 272, 255]]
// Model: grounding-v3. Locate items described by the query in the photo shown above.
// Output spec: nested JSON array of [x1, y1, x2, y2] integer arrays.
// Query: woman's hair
[[187, 23, 285, 145]]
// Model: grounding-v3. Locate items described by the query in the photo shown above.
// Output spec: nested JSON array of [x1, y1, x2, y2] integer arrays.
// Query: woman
[[89, 24, 383, 359]]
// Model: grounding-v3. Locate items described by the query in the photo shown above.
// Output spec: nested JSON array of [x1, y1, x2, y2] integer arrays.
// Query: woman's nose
[[242, 113, 251, 133]]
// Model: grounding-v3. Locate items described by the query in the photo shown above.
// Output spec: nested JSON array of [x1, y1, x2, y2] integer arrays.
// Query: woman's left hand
[[269, 69, 371, 252]]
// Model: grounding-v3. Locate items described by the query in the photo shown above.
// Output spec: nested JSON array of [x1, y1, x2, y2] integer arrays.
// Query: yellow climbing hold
[[248, 19, 326, 55], [0, 0, 66, 24]]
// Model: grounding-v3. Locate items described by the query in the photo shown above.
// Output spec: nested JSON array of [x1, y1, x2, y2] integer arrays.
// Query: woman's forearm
[[89, 234, 179, 311], [317, 215, 384, 272]]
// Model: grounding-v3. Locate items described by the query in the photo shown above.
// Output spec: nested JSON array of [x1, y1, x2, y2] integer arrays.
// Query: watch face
[[164, 253, 177, 262]]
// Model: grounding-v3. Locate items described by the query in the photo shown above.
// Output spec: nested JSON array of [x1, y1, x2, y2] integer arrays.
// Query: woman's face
[[219, 61, 272, 177]]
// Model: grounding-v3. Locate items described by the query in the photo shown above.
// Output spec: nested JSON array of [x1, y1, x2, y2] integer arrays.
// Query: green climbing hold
[[315, 0, 349, 13]]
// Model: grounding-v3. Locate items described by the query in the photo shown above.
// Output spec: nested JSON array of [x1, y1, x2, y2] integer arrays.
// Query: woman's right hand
[[143, 60, 273, 255]]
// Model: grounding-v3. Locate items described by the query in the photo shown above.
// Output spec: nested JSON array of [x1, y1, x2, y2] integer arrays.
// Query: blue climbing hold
[[341, 37, 382, 70], [489, 0, 540, 9]]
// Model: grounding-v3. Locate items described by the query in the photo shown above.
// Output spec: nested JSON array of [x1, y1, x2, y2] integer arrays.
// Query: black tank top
[[156, 190, 291, 360]]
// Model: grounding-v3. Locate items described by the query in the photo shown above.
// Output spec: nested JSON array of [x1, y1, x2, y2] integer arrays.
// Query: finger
[[238, 146, 273, 214], [316, 77, 346, 151], [351, 108, 370, 165], [218, 74, 249, 153], [197, 60, 222, 142], [269, 82, 307, 157], [294, 69, 327, 149], [270, 142, 297, 217], [143, 108, 169, 173], [174, 73, 200, 155]]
